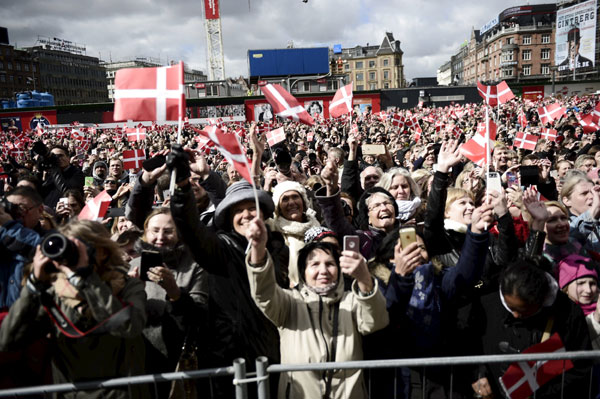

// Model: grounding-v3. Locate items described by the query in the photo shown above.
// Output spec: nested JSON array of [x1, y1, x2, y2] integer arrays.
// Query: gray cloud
[[1, 0, 555, 80]]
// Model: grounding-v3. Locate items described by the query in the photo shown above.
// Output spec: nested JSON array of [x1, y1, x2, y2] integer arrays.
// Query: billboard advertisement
[[248, 48, 330, 77], [204, 0, 220, 19], [555, 0, 596, 73]]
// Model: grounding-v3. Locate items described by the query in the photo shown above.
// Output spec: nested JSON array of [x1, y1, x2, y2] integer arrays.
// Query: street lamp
[[550, 65, 558, 97]]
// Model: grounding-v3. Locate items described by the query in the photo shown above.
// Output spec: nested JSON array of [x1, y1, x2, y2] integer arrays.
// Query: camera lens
[[41, 233, 79, 268]]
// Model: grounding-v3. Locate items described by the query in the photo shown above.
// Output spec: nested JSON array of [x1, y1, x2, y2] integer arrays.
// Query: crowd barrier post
[[256, 356, 270, 399], [233, 358, 248, 399]]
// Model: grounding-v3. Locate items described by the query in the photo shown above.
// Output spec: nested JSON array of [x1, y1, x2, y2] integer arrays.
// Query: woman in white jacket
[[244, 216, 389, 399]]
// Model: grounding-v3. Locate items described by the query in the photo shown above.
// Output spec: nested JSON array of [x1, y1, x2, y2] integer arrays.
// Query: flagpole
[[485, 105, 491, 231], [169, 61, 185, 197]]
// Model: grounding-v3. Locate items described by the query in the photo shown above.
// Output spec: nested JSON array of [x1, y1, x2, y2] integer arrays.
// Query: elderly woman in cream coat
[[245, 216, 389, 399], [267, 180, 321, 286]]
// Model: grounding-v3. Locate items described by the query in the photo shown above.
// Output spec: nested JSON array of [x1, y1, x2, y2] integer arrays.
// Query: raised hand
[[320, 161, 339, 195], [340, 250, 373, 294], [471, 203, 494, 234], [437, 140, 462, 173]]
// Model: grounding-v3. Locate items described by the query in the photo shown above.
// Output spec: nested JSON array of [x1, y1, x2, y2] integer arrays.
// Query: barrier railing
[[0, 350, 599, 398]]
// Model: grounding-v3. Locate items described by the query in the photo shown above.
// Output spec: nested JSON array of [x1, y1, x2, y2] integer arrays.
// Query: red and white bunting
[[122, 149, 146, 170], [266, 127, 286, 147], [328, 83, 353, 118], [126, 127, 147, 142], [513, 132, 539, 150], [499, 333, 573, 399], [114, 62, 185, 122], [78, 190, 113, 221], [197, 125, 252, 183], [537, 103, 566, 125], [460, 120, 497, 166], [262, 83, 314, 126], [477, 81, 498, 106], [496, 81, 515, 104], [540, 128, 558, 142]]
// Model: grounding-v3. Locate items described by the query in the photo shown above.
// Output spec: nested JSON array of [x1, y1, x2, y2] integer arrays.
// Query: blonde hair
[[142, 208, 178, 244], [560, 172, 592, 205], [445, 188, 474, 214], [411, 168, 432, 196], [376, 167, 421, 199], [59, 219, 126, 274]]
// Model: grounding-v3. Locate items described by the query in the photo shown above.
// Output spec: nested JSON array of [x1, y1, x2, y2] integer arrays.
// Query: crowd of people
[[0, 92, 599, 398]]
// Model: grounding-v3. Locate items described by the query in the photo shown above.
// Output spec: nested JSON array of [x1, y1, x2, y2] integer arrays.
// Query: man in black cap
[[558, 26, 593, 72]]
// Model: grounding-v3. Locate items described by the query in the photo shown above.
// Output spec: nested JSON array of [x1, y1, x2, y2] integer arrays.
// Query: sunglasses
[[105, 180, 117, 184]]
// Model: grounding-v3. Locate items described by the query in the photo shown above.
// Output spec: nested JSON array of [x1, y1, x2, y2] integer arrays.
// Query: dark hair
[[50, 144, 69, 157], [6, 186, 43, 206], [500, 259, 551, 306], [116, 229, 143, 247], [297, 241, 340, 282], [65, 189, 85, 209]]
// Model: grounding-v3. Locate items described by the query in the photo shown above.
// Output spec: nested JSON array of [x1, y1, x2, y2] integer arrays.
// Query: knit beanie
[[271, 181, 310, 216], [558, 254, 598, 289]]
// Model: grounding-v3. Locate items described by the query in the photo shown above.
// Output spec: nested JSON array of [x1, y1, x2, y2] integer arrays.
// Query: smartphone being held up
[[398, 227, 417, 249], [487, 172, 502, 194], [140, 250, 162, 282], [343, 235, 360, 253]]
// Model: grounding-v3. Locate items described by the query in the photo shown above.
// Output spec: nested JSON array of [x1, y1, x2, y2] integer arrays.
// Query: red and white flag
[[513, 132, 539, 151], [592, 102, 600, 125], [196, 125, 252, 183], [496, 81, 515, 104], [392, 114, 405, 129], [126, 127, 147, 142], [266, 127, 286, 147], [499, 333, 573, 399], [537, 103, 566, 125], [329, 83, 353, 118], [518, 112, 528, 128], [541, 128, 558, 142], [114, 62, 185, 122], [477, 81, 498, 106], [77, 136, 92, 152], [460, 120, 497, 166], [579, 114, 599, 134], [71, 128, 86, 141], [307, 131, 314, 142], [122, 149, 146, 170], [262, 84, 314, 126], [78, 190, 112, 221], [406, 116, 422, 134]]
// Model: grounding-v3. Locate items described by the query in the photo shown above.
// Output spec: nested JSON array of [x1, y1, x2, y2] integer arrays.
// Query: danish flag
[[518, 112, 528, 128], [262, 84, 314, 126], [451, 124, 462, 138], [537, 103, 566, 125], [592, 102, 600, 125], [71, 128, 86, 140], [78, 190, 113, 221], [406, 116, 422, 134], [392, 114, 405, 129], [496, 81, 515, 104], [513, 132, 539, 151], [126, 127, 147, 142], [499, 333, 573, 399], [197, 125, 252, 183], [114, 62, 185, 122], [477, 81, 499, 106], [77, 136, 92, 152], [460, 120, 497, 166], [329, 83, 354, 118], [122, 149, 146, 170], [541, 128, 558, 142], [578, 114, 599, 134], [266, 127, 286, 147]]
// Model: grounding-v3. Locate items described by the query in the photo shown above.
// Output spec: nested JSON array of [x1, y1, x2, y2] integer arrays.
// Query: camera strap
[[40, 292, 133, 339]]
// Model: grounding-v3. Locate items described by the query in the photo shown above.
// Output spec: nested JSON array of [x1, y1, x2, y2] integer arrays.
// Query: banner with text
[[555, 0, 597, 73]]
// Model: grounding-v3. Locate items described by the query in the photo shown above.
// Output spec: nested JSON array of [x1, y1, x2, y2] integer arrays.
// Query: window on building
[[0, 74, 5, 83], [506, 37, 513, 45], [522, 36, 532, 45], [9, 75, 14, 83], [541, 64, 550, 75], [369, 83, 377, 90], [7, 62, 12, 70], [542, 34, 551, 44], [24, 63, 29, 72], [369, 60, 375, 68], [522, 50, 531, 61], [355, 61, 363, 69], [504, 51, 514, 62], [522, 65, 531, 76], [369, 71, 376, 80], [357, 85, 364, 91], [384, 82, 390, 89], [327, 80, 339, 91], [15, 63, 21, 71], [344, 63, 350, 71], [541, 48, 550, 60], [356, 72, 364, 81], [383, 70, 389, 80], [503, 68, 513, 77], [303, 81, 310, 92], [383, 58, 389, 66], [0, 61, 3, 69]]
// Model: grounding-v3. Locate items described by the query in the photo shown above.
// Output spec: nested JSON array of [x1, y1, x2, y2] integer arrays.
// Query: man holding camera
[[37, 144, 85, 209]]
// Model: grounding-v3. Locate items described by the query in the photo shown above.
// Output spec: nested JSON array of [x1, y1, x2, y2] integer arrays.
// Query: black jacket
[[170, 183, 288, 367], [40, 165, 85, 208]]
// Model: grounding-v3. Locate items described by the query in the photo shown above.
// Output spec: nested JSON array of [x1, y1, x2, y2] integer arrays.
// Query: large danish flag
[[537, 103, 566, 125], [126, 127, 147, 142], [499, 333, 573, 399], [79, 190, 112, 221], [266, 127, 286, 147], [513, 132, 539, 150], [262, 84, 314, 126], [114, 62, 185, 122], [122, 149, 146, 170], [328, 83, 353, 118], [477, 81, 498, 106], [196, 125, 252, 183], [460, 120, 497, 166], [578, 114, 599, 134], [540, 128, 558, 142], [496, 81, 515, 104]]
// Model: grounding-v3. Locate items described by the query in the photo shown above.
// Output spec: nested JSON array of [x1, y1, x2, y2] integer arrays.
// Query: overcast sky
[[2, 0, 556, 81]]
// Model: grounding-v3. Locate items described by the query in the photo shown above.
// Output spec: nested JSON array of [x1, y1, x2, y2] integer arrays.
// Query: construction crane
[[202, 0, 225, 81]]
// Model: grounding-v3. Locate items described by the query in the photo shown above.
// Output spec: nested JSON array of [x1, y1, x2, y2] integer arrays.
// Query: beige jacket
[[247, 252, 389, 399]]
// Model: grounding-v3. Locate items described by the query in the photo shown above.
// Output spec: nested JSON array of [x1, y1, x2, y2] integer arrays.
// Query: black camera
[[0, 197, 21, 220], [32, 141, 58, 170], [41, 233, 79, 269]]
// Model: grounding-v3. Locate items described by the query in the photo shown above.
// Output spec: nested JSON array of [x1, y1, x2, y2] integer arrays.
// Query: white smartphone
[[487, 172, 502, 194]]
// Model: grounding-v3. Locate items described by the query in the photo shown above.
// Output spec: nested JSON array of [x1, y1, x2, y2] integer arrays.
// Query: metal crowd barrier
[[0, 350, 599, 398]]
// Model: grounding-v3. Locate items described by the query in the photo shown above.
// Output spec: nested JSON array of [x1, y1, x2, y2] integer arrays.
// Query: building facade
[[25, 38, 108, 106], [0, 44, 41, 100], [437, 60, 452, 86], [331, 32, 405, 91]]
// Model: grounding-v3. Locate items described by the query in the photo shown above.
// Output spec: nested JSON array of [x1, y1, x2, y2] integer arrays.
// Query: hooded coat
[[246, 252, 389, 399]]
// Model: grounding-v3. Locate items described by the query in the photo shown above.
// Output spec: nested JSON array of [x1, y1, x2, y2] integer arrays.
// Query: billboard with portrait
[[555, 0, 597, 73], [304, 100, 323, 117]]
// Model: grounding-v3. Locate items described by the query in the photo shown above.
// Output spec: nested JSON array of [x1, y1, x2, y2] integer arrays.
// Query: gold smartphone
[[398, 227, 417, 249]]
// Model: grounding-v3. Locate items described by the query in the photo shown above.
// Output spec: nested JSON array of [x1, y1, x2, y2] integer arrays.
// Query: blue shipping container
[[248, 47, 329, 77]]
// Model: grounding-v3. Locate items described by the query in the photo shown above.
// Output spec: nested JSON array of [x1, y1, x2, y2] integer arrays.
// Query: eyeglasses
[[368, 200, 394, 212]]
